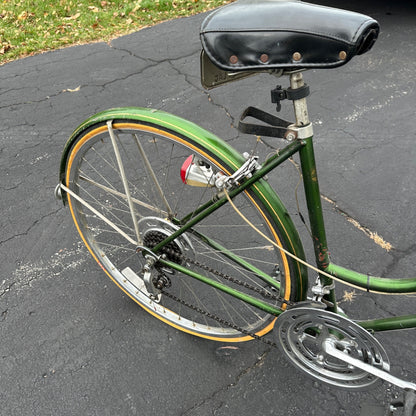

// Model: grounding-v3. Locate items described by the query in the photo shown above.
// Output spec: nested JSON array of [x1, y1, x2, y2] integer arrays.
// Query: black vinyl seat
[[200, 0, 379, 71]]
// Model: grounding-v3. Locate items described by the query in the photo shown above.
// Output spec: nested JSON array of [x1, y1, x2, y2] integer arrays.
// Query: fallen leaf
[[0, 43, 11, 54], [341, 290, 356, 303], [63, 85, 81, 92], [64, 12, 81, 20], [18, 11, 28, 21]]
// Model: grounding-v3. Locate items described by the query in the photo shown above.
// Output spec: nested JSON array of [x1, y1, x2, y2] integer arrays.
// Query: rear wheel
[[64, 118, 302, 341]]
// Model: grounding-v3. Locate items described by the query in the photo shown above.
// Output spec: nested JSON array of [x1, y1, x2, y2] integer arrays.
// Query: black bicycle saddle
[[200, 0, 379, 71]]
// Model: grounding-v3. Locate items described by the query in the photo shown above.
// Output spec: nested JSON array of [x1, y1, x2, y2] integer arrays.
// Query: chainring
[[275, 307, 390, 389]]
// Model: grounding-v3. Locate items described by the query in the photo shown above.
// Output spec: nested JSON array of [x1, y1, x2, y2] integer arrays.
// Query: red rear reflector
[[180, 155, 194, 184]]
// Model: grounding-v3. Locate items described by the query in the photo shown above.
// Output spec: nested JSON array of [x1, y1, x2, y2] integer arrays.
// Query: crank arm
[[323, 338, 416, 391]]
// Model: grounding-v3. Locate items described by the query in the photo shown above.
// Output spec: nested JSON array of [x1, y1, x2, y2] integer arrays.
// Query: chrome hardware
[[121, 266, 161, 303], [323, 337, 416, 391], [286, 123, 314, 140], [276, 307, 391, 389], [142, 255, 161, 301], [311, 276, 335, 302], [182, 153, 262, 191], [54, 183, 63, 201], [216, 153, 261, 190], [180, 155, 220, 187]]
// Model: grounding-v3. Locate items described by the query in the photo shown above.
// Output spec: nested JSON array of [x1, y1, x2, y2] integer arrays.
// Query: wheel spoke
[[107, 121, 141, 244], [65, 119, 297, 340], [133, 133, 173, 217], [79, 174, 168, 216], [62, 183, 137, 245]]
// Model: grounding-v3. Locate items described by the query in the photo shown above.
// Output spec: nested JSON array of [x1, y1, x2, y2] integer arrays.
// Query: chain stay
[[185, 255, 291, 305], [157, 249, 295, 347]]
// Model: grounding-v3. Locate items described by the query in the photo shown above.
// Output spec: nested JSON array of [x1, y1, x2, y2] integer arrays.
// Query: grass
[[0, 0, 232, 64]]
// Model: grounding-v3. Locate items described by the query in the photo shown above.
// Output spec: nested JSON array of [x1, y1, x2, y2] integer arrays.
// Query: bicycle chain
[[156, 248, 297, 348], [185, 255, 291, 306], [160, 287, 277, 347]]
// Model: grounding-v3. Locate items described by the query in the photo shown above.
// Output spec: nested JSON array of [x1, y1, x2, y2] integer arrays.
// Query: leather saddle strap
[[238, 106, 292, 138]]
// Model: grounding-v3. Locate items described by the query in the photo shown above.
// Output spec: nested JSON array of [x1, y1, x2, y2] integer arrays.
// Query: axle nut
[[285, 130, 297, 141]]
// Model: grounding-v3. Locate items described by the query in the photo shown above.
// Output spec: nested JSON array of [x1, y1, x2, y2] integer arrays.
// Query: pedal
[[390, 390, 416, 416], [122, 267, 161, 302]]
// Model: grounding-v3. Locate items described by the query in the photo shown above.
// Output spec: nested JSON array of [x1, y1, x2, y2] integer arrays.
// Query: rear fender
[[58, 107, 308, 300]]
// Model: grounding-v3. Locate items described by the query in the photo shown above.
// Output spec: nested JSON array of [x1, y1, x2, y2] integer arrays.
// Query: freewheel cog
[[138, 217, 195, 265], [143, 230, 183, 263], [275, 307, 390, 389]]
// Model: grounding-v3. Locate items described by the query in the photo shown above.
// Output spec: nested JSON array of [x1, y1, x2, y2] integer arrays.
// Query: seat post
[[290, 72, 311, 127]]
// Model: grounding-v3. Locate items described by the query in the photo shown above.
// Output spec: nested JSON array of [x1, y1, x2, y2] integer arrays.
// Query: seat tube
[[290, 72, 336, 307]]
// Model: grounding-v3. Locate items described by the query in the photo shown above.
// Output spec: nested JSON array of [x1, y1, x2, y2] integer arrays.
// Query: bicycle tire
[[61, 108, 307, 341]]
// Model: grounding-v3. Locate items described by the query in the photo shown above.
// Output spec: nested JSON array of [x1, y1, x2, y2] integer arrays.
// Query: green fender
[[58, 107, 308, 300]]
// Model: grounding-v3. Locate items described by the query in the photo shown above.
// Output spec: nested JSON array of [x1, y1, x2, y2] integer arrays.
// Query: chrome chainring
[[275, 307, 390, 389]]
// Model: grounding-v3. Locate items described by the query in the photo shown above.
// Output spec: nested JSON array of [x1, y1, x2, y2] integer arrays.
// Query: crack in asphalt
[[166, 59, 237, 131], [204, 91, 236, 130], [321, 192, 416, 285], [100, 39, 239, 132], [382, 241, 416, 279], [181, 349, 271, 415], [0, 180, 24, 191], [0, 207, 62, 246], [321, 193, 393, 252], [1, 41, 238, 144], [0, 90, 63, 111]]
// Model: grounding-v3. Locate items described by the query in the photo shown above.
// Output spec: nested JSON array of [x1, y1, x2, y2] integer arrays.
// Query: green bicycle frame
[[60, 75, 416, 334], [299, 133, 416, 330], [154, 71, 416, 333]]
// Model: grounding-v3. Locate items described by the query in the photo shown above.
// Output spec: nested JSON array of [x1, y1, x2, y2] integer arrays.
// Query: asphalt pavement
[[1, 0, 415, 415]]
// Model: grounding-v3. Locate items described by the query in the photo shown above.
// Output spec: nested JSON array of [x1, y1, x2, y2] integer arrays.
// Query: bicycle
[[55, 1, 416, 414]]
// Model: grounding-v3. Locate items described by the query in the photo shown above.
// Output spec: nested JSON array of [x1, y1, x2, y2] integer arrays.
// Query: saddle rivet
[[292, 52, 302, 61], [339, 51, 347, 60], [229, 55, 238, 64], [260, 53, 269, 63]]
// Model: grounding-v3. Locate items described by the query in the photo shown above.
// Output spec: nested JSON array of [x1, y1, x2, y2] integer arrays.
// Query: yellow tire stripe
[[65, 121, 294, 341]]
